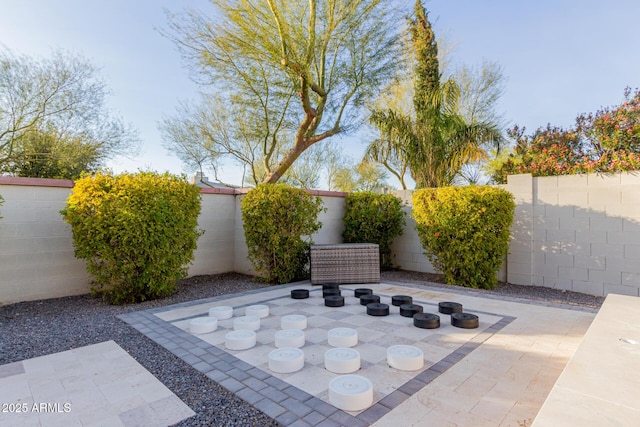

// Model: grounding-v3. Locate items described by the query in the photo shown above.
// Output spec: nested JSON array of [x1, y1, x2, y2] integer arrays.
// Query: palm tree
[[363, 123, 410, 189], [368, 0, 501, 188]]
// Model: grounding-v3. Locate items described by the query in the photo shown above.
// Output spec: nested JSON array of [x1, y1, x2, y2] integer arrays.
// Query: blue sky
[[1, 0, 639, 187]]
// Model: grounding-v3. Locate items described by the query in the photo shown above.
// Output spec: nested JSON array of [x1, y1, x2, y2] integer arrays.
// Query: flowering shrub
[[342, 191, 405, 270], [61, 172, 203, 304], [412, 186, 514, 289], [583, 87, 640, 152], [241, 184, 324, 284], [491, 88, 640, 183]]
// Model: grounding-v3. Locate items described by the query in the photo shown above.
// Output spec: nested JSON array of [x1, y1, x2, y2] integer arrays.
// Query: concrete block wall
[[233, 192, 254, 276], [4, 172, 639, 302], [0, 179, 247, 304], [312, 192, 347, 244], [504, 175, 534, 286], [0, 179, 348, 304], [390, 205, 436, 274], [0, 178, 90, 303], [392, 173, 640, 297], [519, 172, 640, 297], [188, 188, 238, 276]]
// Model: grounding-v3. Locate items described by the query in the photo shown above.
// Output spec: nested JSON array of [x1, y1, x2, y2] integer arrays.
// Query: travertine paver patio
[[0, 340, 194, 427], [120, 281, 596, 427]]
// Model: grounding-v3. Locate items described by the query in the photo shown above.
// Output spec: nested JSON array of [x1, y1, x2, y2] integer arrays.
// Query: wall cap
[[0, 176, 74, 188], [0, 177, 349, 198]]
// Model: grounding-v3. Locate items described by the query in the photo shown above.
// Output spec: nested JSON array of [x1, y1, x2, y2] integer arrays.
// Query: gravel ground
[[0, 271, 604, 426]]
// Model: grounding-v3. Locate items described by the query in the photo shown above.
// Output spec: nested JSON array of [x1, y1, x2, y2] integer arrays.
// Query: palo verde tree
[[162, 0, 402, 185], [367, 0, 503, 188], [0, 49, 139, 178]]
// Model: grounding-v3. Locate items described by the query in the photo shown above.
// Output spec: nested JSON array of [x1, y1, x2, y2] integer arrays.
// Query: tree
[[489, 87, 640, 183], [160, 93, 268, 186], [162, 0, 401, 185], [5, 125, 101, 179], [0, 49, 138, 178], [579, 86, 640, 153], [331, 160, 389, 192], [448, 60, 507, 186], [281, 139, 342, 189], [367, 0, 502, 188], [363, 127, 411, 189], [454, 60, 506, 127]]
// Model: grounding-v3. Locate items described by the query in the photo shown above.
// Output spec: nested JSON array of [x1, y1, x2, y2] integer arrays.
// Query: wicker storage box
[[310, 243, 380, 285]]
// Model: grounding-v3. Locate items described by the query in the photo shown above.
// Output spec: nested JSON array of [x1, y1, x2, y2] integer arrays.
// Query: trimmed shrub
[[241, 184, 324, 284], [342, 191, 405, 269], [61, 172, 203, 304], [412, 186, 514, 289]]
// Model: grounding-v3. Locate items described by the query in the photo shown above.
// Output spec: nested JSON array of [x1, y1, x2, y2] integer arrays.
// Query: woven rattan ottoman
[[310, 243, 380, 285]]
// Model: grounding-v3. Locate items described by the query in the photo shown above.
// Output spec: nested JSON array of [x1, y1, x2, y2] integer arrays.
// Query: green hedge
[[241, 184, 324, 284], [61, 172, 203, 304], [342, 191, 405, 269], [412, 186, 514, 289]]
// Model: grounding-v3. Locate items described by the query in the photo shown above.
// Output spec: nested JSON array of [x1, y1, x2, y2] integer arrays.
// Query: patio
[[0, 275, 597, 426]]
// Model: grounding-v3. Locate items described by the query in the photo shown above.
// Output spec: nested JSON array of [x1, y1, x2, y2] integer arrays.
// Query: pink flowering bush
[[492, 88, 640, 183]]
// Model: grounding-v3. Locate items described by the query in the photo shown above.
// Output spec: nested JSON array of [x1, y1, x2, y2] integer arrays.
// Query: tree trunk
[[263, 143, 306, 183]]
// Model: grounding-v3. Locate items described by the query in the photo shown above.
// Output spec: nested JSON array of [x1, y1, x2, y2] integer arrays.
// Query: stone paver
[[532, 294, 640, 426], [0, 281, 597, 427], [369, 284, 595, 427], [118, 281, 595, 426], [0, 341, 194, 427]]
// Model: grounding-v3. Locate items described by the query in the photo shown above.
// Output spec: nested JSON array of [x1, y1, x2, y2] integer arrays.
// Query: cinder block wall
[[188, 188, 238, 276], [0, 178, 89, 303], [233, 191, 254, 275], [520, 172, 640, 297], [3, 173, 639, 302], [0, 178, 348, 304], [390, 204, 436, 274], [0, 179, 245, 304], [504, 175, 534, 286], [391, 173, 640, 297]]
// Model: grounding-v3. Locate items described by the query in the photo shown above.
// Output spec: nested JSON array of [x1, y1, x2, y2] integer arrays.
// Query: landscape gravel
[[0, 271, 604, 426]]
